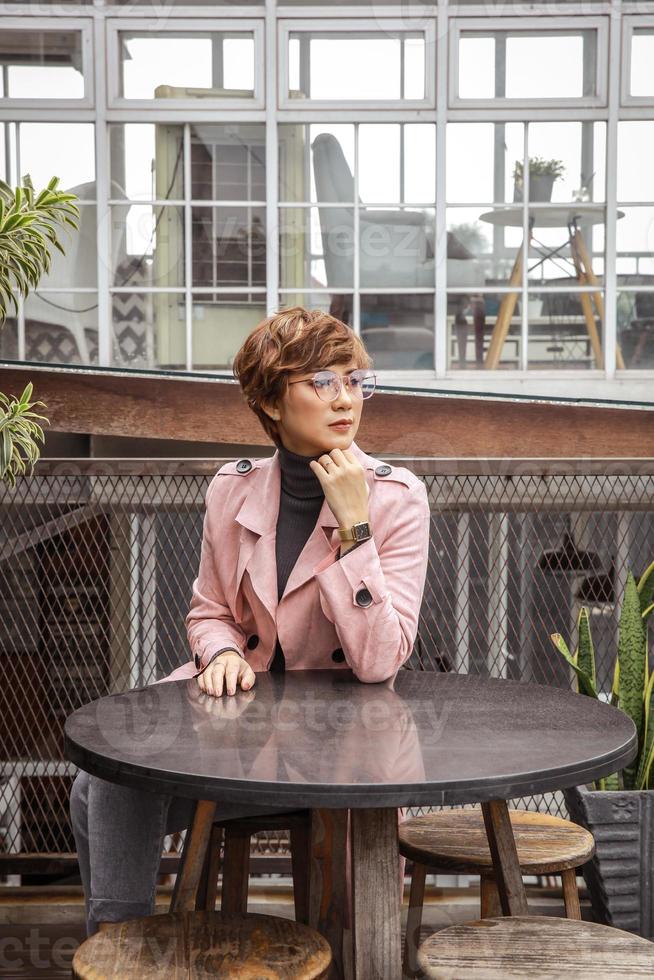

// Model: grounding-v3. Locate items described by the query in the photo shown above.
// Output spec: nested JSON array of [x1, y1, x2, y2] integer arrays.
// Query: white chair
[[27, 181, 130, 364]]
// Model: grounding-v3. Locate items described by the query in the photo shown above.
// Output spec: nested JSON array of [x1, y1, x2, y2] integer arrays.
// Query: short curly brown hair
[[232, 306, 372, 447]]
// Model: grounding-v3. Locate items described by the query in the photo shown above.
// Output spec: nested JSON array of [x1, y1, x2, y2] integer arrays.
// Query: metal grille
[[1, 459, 653, 872]]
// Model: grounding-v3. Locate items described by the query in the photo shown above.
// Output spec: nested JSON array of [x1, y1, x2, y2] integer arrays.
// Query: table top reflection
[[64, 669, 636, 809]]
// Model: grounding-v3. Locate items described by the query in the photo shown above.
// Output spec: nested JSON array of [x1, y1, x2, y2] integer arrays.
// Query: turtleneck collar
[[277, 442, 325, 500]]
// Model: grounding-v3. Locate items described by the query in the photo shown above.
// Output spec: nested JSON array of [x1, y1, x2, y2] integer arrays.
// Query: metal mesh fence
[[1, 459, 653, 872]]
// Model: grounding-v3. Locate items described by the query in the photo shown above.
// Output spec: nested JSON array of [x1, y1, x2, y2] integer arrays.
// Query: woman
[[70, 306, 430, 935]]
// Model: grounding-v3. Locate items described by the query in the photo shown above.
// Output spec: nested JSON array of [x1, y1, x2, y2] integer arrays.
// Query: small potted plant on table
[[513, 156, 566, 202], [550, 563, 654, 938]]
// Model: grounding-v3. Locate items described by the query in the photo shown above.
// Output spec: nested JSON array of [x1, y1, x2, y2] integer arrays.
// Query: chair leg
[[195, 824, 222, 912], [561, 868, 582, 920], [290, 818, 312, 925], [480, 873, 503, 918], [221, 827, 251, 916], [402, 862, 427, 980]]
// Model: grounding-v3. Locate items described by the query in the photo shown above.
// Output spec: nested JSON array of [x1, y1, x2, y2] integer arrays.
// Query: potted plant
[[0, 174, 79, 482], [550, 563, 654, 937], [513, 156, 566, 203]]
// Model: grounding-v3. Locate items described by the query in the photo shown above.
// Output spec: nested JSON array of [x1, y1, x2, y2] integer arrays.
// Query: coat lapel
[[233, 441, 371, 623]]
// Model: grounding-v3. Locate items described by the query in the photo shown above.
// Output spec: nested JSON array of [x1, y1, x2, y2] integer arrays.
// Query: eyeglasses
[[287, 369, 376, 403]]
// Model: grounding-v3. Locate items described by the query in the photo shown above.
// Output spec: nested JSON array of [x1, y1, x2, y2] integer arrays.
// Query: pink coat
[[161, 439, 430, 685]]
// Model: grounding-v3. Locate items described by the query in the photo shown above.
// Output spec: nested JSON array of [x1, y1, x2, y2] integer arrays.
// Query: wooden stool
[[196, 810, 312, 924], [400, 808, 594, 976], [416, 915, 654, 978], [72, 910, 332, 979]]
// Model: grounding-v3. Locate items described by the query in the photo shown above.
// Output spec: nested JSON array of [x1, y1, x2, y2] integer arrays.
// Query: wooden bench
[[400, 807, 595, 975], [416, 915, 654, 978], [72, 911, 332, 979]]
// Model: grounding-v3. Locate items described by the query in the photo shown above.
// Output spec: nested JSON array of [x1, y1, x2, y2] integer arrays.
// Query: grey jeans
[[70, 770, 293, 936]]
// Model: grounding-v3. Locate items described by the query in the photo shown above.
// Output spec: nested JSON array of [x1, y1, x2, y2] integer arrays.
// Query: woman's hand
[[197, 650, 256, 697], [308, 448, 369, 528]]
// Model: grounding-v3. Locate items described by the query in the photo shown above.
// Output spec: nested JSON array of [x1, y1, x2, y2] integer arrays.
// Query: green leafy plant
[[0, 174, 80, 321], [550, 562, 654, 791], [0, 383, 48, 489], [0, 174, 78, 486], [513, 156, 566, 182]]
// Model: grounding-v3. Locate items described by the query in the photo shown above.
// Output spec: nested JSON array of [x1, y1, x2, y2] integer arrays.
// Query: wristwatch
[[338, 521, 372, 543]]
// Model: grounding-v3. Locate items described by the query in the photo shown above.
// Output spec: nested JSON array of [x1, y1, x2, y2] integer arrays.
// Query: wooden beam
[[1, 364, 652, 458]]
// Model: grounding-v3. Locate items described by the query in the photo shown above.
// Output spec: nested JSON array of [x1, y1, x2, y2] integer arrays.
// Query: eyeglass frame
[[286, 368, 377, 402]]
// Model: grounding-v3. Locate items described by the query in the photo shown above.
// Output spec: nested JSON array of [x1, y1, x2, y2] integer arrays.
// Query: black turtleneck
[[270, 442, 365, 671]]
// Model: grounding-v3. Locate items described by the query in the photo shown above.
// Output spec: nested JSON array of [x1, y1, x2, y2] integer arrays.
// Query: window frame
[[0, 17, 94, 109], [621, 16, 654, 106], [449, 16, 609, 110], [277, 18, 437, 111], [106, 17, 265, 111]]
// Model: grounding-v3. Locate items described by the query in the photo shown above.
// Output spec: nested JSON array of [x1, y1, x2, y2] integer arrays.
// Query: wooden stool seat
[[72, 911, 332, 979], [417, 915, 654, 978], [401, 809, 595, 977], [399, 807, 594, 873]]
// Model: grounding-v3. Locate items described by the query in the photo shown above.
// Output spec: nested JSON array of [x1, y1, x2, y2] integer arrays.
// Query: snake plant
[[551, 561, 654, 791]]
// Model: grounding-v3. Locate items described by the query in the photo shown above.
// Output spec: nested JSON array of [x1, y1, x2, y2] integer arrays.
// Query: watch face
[[353, 522, 371, 541]]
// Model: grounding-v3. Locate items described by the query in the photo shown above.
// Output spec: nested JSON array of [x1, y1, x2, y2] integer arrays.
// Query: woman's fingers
[[196, 653, 256, 698], [225, 659, 241, 696], [240, 663, 256, 691]]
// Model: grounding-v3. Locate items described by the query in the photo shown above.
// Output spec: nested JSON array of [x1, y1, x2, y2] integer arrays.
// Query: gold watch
[[338, 521, 372, 543]]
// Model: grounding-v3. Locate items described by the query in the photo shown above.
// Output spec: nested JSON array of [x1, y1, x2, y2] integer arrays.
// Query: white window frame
[[621, 16, 654, 106], [106, 18, 265, 111], [449, 16, 609, 110], [0, 17, 94, 110], [277, 18, 436, 111]]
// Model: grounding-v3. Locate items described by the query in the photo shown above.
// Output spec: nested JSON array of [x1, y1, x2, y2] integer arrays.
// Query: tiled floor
[[0, 881, 591, 978]]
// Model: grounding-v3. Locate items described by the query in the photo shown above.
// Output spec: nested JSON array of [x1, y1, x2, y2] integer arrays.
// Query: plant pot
[[563, 783, 654, 939], [513, 174, 556, 203]]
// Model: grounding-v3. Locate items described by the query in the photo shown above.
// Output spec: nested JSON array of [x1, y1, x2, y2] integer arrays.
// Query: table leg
[[484, 247, 523, 370], [350, 807, 402, 980], [571, 228, 626, 370], [481, 800, 529, 916], [170, 799, 217, 912], [308, 808, 348, 980]]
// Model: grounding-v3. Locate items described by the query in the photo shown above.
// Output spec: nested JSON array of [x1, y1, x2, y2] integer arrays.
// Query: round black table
[[65, 669, 636, 980]]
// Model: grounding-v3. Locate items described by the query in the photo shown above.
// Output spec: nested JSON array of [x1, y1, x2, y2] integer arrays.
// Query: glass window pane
[[192, 206, 265, 290], [191, 123, 265, 201], [404, 125, 436, 204], [617, 289, 654, 369], [360, 295, 434, 370], [18, 123, 95, 190], [112, 204, 186, 288], [0, 29, 85, 99], [287, 31, 425, 101], [525, 123, 605, 203], [360, 207, 435, 289], [527, 290, 602, 369], [359, 125, 400, 203], [114, 292, 182, 370], [25, 292, 98, 366], [618, 123, 654, 202], [457, 29, 597, 101], [119, 32, 255, 100], [447, 292, 492, 370], [192, 299, 266, 370], [280, 206, 352, 290], [630, 29, 654, 97], [447, 122, 521, 204], [616, 207, 654, 279], [447, 207, 516, 286]]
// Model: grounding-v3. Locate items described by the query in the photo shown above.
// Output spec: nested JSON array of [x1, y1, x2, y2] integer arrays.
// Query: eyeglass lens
[[314, 370, 376, 402]]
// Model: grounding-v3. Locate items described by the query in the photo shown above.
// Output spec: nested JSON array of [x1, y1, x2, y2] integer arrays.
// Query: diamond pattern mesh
[[0, 461, 652, 871]]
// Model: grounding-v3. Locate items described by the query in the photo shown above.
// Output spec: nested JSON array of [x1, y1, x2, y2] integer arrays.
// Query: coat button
[[375, 464, 391, 477], [331, 648, 345, 663], [247, 634, 259, 650], [355, 588, 373, 607], [236, 459, 252, 473]]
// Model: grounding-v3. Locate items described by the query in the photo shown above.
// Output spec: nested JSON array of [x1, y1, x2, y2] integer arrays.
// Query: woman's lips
[[329, 421, 352, 428]]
